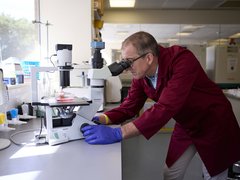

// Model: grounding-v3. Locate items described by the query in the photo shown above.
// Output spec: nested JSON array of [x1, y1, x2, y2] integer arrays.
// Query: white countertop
[[223, 89, 240, 100], [0, 119, 122, 180]]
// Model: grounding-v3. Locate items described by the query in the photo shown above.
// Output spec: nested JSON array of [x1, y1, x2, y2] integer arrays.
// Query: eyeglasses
[[121, 52, 149, 67]]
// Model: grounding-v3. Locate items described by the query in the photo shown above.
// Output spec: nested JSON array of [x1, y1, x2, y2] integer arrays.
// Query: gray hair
[[122, 31, 160, 57]]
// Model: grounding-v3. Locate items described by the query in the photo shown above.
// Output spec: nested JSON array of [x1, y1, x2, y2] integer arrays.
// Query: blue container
[[10, 108, 18, 119], [16, 74, 24, 84], [4, 78, 16, 85], [20, 61, 40, 80]]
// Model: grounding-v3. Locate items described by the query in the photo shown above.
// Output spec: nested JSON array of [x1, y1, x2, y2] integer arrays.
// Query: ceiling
[[101, 0, 240, 45], [104, 0, 240, 10]]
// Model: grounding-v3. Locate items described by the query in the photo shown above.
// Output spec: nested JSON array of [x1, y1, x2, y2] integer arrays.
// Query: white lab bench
[[224, 90, 240, 125], [0, 118, 122, 180]]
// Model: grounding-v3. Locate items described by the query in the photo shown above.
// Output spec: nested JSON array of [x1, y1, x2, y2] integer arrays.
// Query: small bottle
[[0, 113, 6, 126], [82, 71, 85, 87], [21, 103, 29, 116], [10, 108, 18, 121], [79, 71, 85, 87]]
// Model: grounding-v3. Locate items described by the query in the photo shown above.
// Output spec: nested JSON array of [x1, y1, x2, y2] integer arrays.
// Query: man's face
[[121, 44, 150, 79]]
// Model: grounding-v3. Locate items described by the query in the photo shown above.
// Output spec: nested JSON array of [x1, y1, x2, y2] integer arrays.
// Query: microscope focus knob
[[80, 123, 90, 134]]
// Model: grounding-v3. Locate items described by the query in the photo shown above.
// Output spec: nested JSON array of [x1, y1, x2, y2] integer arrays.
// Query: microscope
[[31, 43, 132, 145], [31, 44, 95, 145]]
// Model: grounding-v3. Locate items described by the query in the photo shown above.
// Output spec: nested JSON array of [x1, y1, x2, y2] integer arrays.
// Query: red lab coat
[[105, 45, 240, 176]]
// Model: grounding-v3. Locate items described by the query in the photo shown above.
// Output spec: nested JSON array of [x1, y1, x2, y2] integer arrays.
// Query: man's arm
[[121, 122, 140, 139], [97, 114, 113, 124]]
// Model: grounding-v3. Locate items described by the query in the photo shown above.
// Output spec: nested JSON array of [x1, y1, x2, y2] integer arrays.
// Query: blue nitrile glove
[[92, 116, 101, 124], [81, 125, 122, 145]]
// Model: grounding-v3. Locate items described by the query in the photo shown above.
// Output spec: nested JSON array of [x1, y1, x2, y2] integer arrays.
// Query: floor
[[122, 132, 203, 180]]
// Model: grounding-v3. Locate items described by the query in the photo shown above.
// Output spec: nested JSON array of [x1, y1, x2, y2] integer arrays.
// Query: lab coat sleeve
[[105, 80, 148, 124], [133, 50, 200, 139]]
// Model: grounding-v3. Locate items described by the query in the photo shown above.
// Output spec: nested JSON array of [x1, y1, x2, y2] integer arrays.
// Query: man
[[81, 31, 240, 179]]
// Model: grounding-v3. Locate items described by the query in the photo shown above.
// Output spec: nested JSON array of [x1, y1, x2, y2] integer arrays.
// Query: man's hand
[[81, 125, 122, 144]]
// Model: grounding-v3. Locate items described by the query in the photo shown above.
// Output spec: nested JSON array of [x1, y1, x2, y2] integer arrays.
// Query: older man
[[82, 31, 240, 179]]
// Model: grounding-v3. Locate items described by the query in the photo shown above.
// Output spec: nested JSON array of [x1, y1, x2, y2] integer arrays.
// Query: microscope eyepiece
[[108, 60, 131, 76]]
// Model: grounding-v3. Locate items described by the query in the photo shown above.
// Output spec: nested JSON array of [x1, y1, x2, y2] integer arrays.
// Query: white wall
[[1, 1, 93, 111], [38, 0, 93, 92], [102, 42, 122, 65], [40, 0, 92, 64]]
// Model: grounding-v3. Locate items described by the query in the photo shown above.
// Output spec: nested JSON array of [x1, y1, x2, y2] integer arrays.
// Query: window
[[0, 0, 39, 82]]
